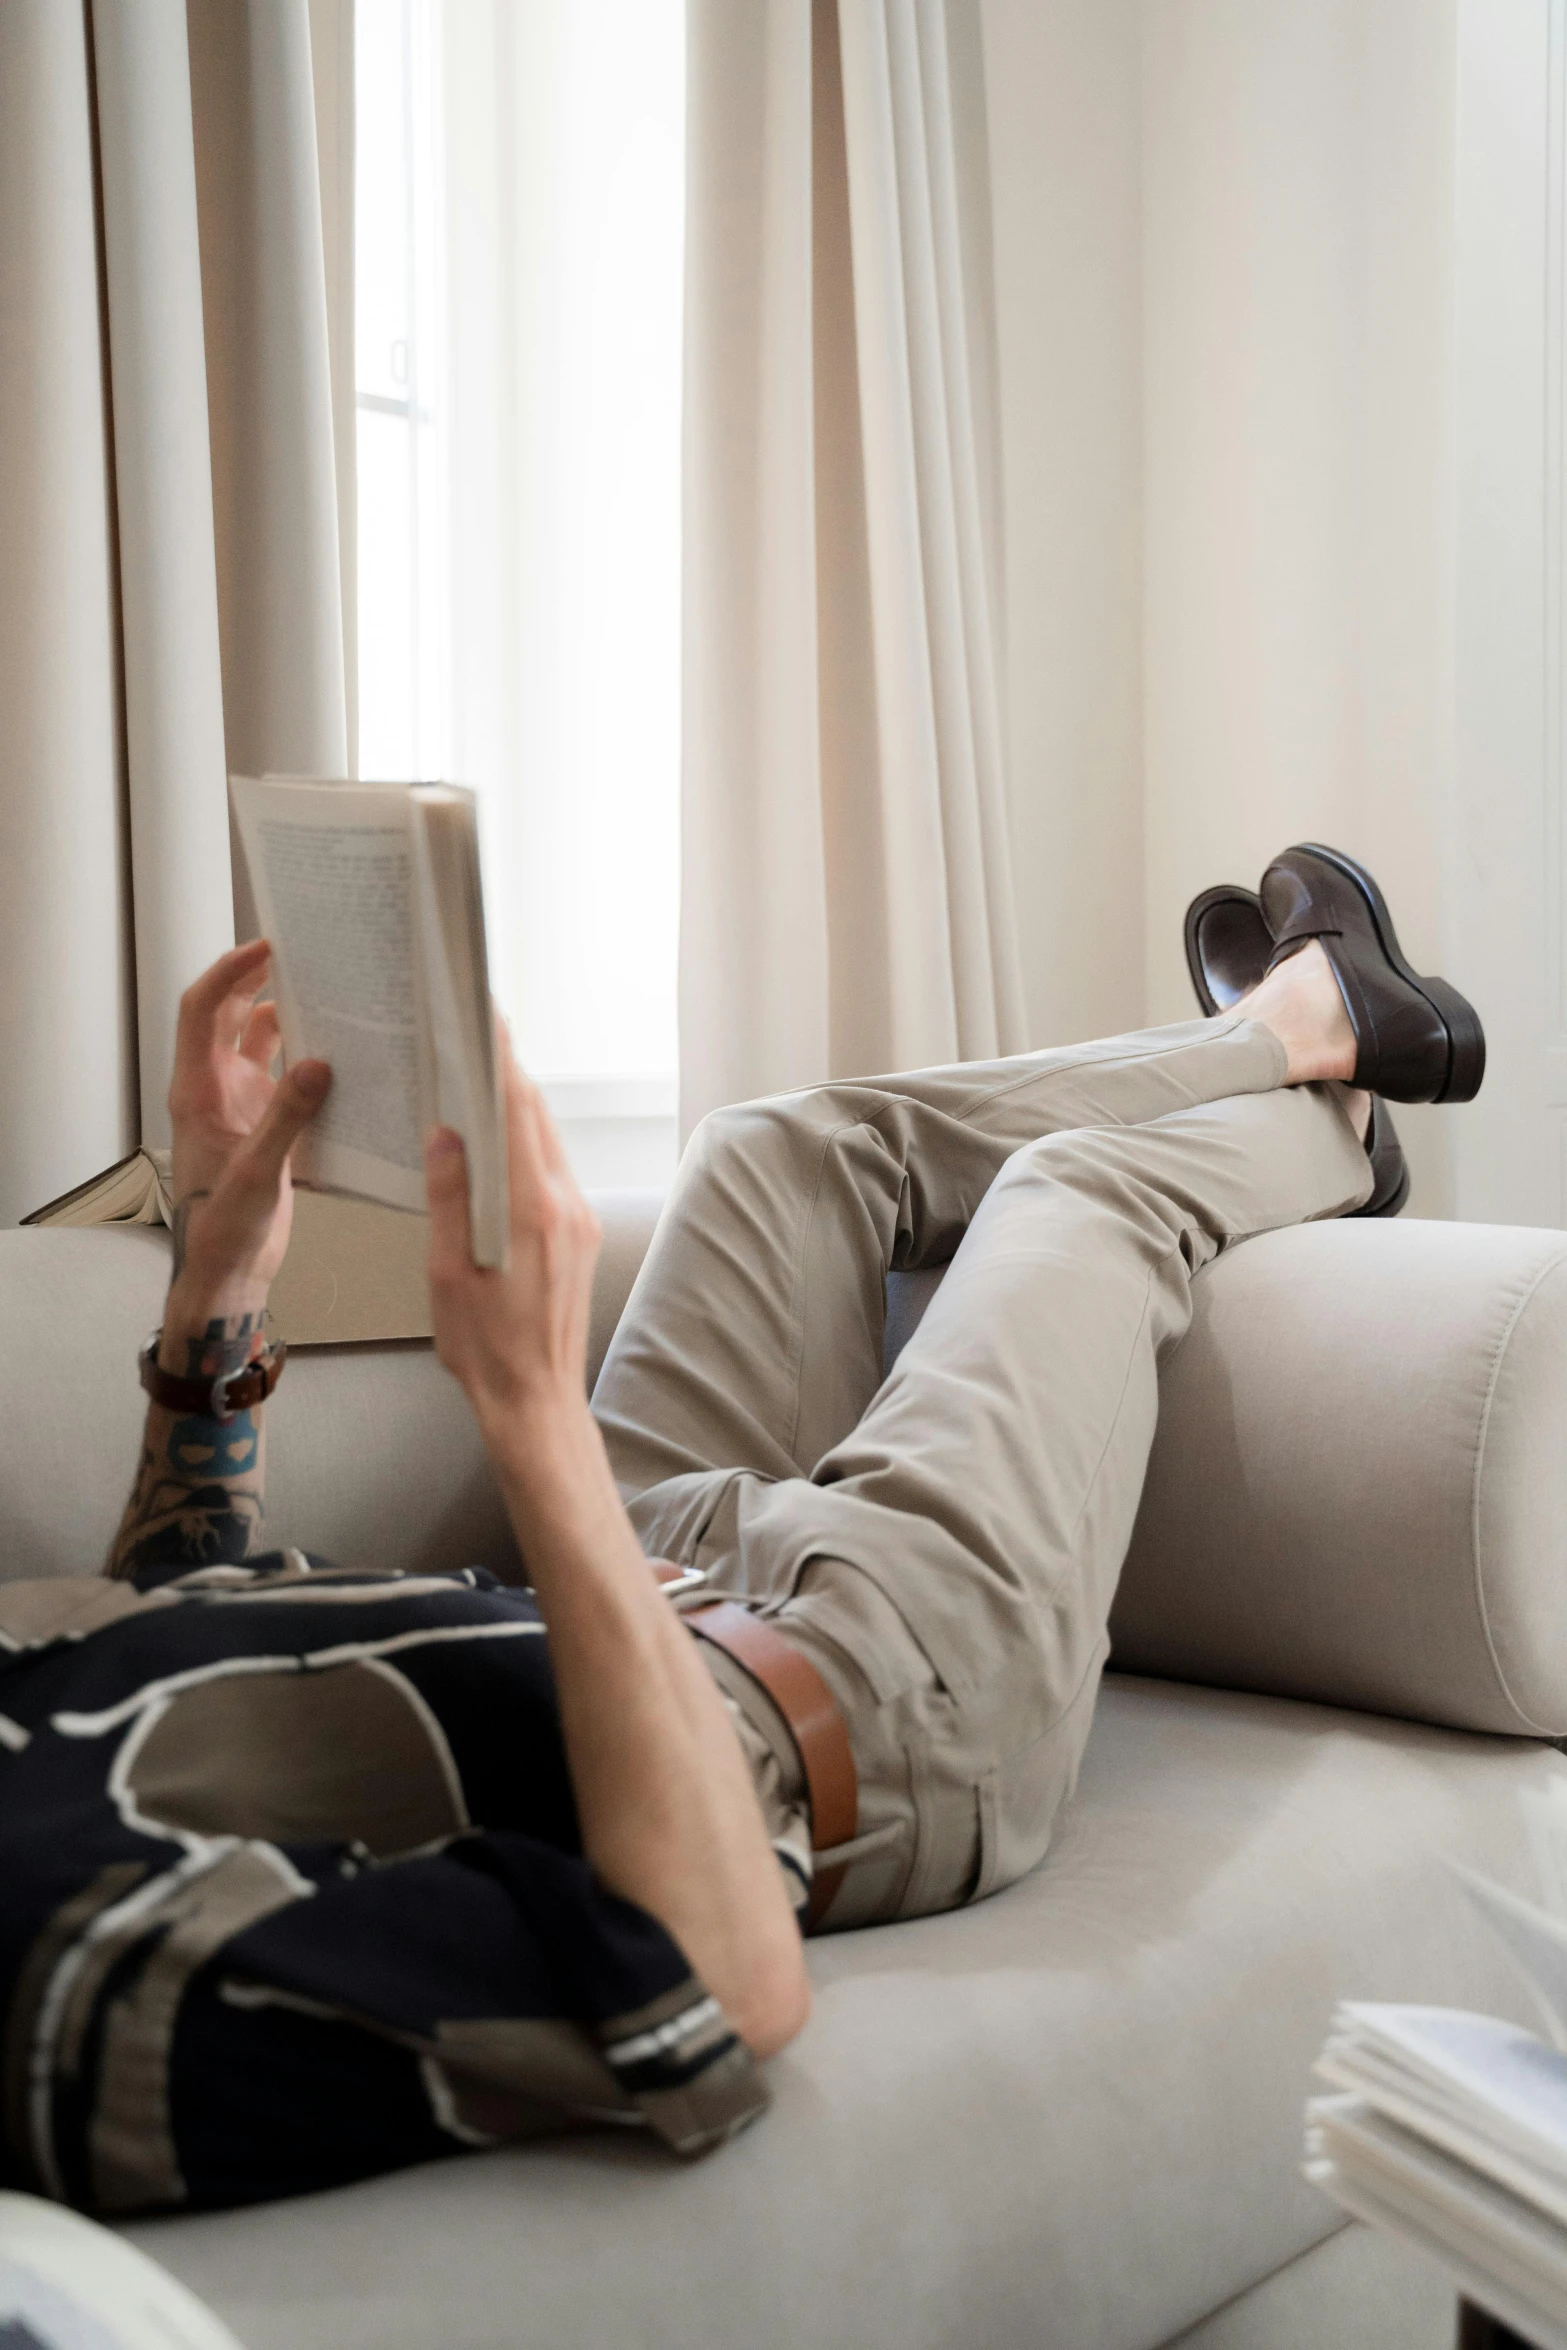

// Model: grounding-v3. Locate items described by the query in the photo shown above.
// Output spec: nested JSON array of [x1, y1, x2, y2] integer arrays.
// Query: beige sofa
[[4, 1207, 1567, 2350]]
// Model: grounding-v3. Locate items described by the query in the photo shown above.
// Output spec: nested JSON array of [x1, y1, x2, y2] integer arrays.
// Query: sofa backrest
[[6, 1205, 1567, 1745], [0, 1193, 662, 1586]]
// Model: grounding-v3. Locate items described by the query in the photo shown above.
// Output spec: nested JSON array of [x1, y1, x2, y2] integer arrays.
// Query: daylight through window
[[353, 0, 685, 1184]]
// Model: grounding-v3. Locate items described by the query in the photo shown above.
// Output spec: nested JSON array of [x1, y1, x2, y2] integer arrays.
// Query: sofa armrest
[[0, 1189, 663, 1585], [1108, 1219, 1567, 1738]]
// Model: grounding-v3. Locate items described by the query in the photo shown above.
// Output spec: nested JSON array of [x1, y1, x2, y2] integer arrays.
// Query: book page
[[231, 779, 431, 1213], [1325, 2005, 1567, 2196], [411, 790, 508, 1267], [1307, 2099, 1567, 2346]]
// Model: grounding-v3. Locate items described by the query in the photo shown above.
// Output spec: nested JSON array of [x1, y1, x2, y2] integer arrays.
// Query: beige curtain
[[0, 0, 349, 1224], [681, 0, 1025, 1134]]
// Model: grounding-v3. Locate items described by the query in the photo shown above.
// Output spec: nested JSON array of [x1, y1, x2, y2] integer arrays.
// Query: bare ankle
[[1240, 941, 1357, 1085]]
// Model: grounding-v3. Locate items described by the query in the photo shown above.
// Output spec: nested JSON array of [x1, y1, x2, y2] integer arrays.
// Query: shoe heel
[[1424, 977, 1487, 1103]]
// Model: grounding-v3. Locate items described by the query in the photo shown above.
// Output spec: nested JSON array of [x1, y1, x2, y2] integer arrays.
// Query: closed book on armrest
[[23, 1149, 434, 1346]]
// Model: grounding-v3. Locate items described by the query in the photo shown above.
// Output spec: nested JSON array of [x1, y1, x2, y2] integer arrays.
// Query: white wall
[[985, 0, 1466, 1212], [1446, 0, 1561, 1228], [1140, 0, 1460, 1212]]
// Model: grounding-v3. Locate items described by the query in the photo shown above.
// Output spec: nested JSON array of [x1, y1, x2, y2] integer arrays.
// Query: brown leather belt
[[684, 1598, 858, 1930]]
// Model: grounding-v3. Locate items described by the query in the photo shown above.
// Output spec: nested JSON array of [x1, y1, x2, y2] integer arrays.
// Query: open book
[[1305, 1780, 1567, 2350], [230, 775, 508, 1268]]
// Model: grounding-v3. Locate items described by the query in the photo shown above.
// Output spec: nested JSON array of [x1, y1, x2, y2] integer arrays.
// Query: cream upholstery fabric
[[1111, 1219, 1567, 1738], [126, 1681, 1558, 2350], [887, 1217, 1567, 1741], [1165, 2221, 1452, 2349]]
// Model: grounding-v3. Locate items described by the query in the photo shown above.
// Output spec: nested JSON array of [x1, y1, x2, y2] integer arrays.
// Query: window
[[354, 0, 448, 787], [353, 0, 684, 1186]]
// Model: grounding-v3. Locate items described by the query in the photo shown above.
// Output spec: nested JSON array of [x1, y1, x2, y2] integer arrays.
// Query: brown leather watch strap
[[138, 1331, 286, 1424], [685, 1599, 857, 1931]]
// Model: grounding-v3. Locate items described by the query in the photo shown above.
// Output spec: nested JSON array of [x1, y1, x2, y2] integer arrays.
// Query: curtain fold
[[0, 1, 135, 1223], [188, 0, 350, 891], [90, 0, 233, 1149], [0, 0, 349, 1220], [681, 0, 1025, 1135]]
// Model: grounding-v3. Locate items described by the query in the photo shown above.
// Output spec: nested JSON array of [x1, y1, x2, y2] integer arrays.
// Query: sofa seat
[[127, 1676, 1560, 2350], [6, 1209, 1565, 2347]]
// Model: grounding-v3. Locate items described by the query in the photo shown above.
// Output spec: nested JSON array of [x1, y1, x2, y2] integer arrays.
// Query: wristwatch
[[138, 1330, 287, 1424]]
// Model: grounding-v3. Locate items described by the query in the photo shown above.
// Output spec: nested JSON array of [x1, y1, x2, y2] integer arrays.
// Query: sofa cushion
[[127, 1678, 1560, 2350], [893, 1220, 1567, 1743]]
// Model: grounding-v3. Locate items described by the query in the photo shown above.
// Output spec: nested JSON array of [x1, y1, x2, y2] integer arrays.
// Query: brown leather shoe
[[1184, 884, 1271, 1014], [1182, 881, 1409, 1216], [1259, 844, 1486, 1104]]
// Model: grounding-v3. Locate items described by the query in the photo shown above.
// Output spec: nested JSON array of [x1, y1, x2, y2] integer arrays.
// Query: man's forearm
[[106, 1301, 269, 1581], [485, 1398, 810, 2059]]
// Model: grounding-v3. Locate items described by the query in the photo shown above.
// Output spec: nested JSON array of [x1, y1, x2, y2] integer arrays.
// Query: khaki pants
[[591, 1016, 1372, 1929]]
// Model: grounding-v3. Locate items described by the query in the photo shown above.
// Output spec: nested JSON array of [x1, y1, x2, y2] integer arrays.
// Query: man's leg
[[782, 1082, 1369, 1922], [595, 1012, 1300, 1521], [593, 1001, 1371, 1929]]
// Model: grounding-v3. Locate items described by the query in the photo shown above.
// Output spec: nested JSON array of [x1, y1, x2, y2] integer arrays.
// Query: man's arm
[[105, 943, 329, 1581], [108, 941, 808, 2062], [107, 1308, 267, 1581], [425, 1045, 812, 2063]]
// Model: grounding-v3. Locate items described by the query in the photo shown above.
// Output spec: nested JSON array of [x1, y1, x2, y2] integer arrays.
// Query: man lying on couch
[[0, 846, 1483, 2214]]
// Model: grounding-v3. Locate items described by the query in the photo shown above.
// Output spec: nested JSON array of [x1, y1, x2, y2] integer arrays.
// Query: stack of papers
[[1306, 1780, 1567, 2349]]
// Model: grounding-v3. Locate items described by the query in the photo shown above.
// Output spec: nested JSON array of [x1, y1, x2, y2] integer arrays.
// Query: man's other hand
[[424, 1023, 601, 1449], [165, 941, 331, 1326]]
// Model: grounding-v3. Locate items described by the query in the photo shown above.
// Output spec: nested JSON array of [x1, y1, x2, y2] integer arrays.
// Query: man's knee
[[681, 1098, 803, 1192], [682, 1086, 887, 1202]]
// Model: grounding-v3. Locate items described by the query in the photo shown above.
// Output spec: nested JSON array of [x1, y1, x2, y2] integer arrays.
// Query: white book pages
[[230, 776, 507, 1265], [233, 778, 429, 1214], [1329, 2005, 1567, 2185], [1306, 2112, 1567, 2350], [1317, 2025, 1567, 2226], [1308, 2098, 1567, 2331], [409, 789, 507, 1268]]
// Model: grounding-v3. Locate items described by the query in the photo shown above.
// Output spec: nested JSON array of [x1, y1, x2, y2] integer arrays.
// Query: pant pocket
[[971, 1633, 1110, 1902]]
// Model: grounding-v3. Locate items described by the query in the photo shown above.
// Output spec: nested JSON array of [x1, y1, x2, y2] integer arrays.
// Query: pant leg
[[593, 1013, 1289, 1534], [606, 1065, 1371, 1933], [776, 1081, 1371, 1925]]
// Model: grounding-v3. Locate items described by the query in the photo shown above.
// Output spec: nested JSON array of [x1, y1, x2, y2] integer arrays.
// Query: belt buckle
[[656, 1565, 712, 1611]]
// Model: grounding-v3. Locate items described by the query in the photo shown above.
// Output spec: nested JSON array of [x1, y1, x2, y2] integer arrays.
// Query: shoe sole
[[1295, 842, 1487, 1105]]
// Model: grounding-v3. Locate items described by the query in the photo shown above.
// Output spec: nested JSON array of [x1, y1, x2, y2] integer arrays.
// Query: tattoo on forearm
[[106, 1310, 267, 1582]]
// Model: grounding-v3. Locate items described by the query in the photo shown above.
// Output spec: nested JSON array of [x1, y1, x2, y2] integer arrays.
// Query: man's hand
[[424, 1023, 601, 1451], [164, 941, 331, 1339], [108, 942, 330, 1583]]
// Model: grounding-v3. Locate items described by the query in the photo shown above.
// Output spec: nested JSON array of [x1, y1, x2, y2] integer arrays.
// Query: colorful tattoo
[[105, 1311, 268, 1581]]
